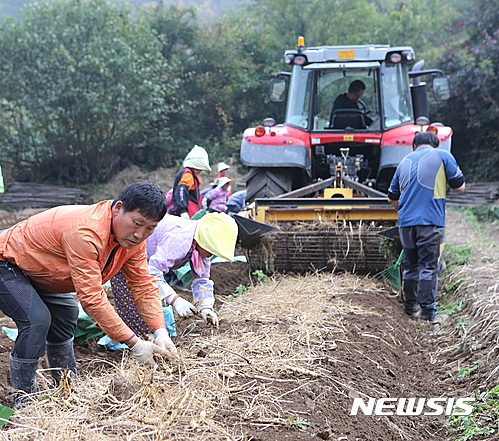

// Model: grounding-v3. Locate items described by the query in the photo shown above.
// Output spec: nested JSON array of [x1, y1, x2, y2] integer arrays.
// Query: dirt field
[[0, 175, 497, 440]]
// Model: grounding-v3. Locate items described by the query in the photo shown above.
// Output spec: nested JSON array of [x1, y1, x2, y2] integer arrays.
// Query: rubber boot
[[46, 337, 77, 386], [10, 354, 39, 407], [402, 279, 419, 315]]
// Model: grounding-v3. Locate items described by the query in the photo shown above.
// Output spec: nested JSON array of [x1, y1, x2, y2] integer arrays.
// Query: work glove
[[173, 297, 197, 318], [180, 212, 190, 220], [199, 307, 219, 328], [130, 338, 167, 366], [192, 278, 214, 303], [154, 328, 178, 359]]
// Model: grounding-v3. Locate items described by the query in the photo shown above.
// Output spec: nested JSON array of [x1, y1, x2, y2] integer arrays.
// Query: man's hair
[[348, 80, 366, 94], [112, 182, 167, 222], [412, 131, 440, 149]]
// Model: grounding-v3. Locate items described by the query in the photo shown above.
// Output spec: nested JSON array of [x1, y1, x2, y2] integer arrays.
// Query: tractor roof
[[285, 45, 415, 63]]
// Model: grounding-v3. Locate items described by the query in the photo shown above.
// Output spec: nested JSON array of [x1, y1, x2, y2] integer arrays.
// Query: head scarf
[[216, 177, 231, 188], [194, 213, 238, 261], [217, 162, 230, 172], [183, 145, 211, 172]]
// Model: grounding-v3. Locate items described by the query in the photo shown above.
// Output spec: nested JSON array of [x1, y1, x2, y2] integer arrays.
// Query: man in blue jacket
[[388, 131, 465, 324]]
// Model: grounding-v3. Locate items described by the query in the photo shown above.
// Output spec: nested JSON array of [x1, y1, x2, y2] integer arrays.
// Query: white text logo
[[350, 397, 475, 416]]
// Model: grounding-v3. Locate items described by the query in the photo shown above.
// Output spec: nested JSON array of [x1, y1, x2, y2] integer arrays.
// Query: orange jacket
[[0, 201, 165, 342]]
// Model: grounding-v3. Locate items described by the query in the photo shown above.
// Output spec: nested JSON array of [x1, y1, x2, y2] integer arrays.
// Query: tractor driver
[[331, 80, 373, 126]]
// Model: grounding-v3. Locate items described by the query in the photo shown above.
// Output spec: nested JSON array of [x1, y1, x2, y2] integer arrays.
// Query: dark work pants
[[0, 261, 79, 360], [399, 226, 445, 321]]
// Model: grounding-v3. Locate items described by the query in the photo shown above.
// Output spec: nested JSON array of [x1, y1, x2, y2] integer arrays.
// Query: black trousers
[[0, 261, 79, 359]]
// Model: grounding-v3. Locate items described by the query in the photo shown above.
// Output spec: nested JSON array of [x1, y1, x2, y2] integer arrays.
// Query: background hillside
[[0, 0, 241, 18], [0, 0, 496, 186]]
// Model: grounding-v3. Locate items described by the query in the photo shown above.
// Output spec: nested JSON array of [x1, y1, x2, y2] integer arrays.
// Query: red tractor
[[241, 37, 451, 203]]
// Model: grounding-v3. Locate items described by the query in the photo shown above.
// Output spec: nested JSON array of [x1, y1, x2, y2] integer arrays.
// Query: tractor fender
[[379, 144, 413, 171], [240, 138, 310, 170]]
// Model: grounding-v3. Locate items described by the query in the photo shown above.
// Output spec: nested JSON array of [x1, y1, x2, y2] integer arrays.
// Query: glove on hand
[[199, 308, 219, 328], [154, 328, 178, 359], [173, 297, 197, 317], [180, 212, 190, 219], [130, 338, 167, 366], [192, 278, 214, 303]]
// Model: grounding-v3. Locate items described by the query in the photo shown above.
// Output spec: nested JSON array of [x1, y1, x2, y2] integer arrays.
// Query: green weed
[[252, 269, 267, 283], [285, 416, 310, 430], [446, 384, 499, 441], [457, 360, 483, 380], [444, 244, 474, 271], [224, 284, 247, 302], [438, 300, 466, 316], [481, 256, 496, 263], [455, 317, 470, 336]]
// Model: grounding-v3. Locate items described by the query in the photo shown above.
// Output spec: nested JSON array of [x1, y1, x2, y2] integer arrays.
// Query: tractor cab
[[241, 38, 451, 202]]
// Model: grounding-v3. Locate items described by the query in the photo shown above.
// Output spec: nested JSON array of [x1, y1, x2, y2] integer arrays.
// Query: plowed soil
[[0, 172, 497, 440]]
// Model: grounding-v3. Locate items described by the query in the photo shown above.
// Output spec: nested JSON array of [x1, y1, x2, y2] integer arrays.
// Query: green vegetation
[[285, 416, 310, 430], [223, 284, 247, 302], [469, 205, 499, 224], [438, 299, 466, 316], [455, 316, 470, 336], [446, 384, 499, 441], [457, 360, 484, 380], [252, 269, 267, 283], [0, 0, 497, 185], [444, 245, 474, 271]]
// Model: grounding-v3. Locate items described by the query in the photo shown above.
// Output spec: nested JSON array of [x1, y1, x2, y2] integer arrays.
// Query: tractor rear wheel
[[245, 167, 294, 204]]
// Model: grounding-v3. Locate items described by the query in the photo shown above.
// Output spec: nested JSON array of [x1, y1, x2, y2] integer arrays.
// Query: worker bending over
[[0, 182, 176, 403], [112, 212, 238, 332]]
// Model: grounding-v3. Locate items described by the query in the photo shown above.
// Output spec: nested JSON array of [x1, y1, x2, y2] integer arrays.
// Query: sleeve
[[172, 183, 189, 215], [121, 247, 166, 333], [178, 172, 195, 189], [60, 228, 137, 342], [148, 234, 188, 279], [443, 153, 465, 189], [387, 169, 400, 200], [171, 171, 196, 215]]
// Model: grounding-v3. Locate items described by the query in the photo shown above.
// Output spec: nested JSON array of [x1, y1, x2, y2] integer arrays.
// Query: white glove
[[199, 308, 219, 328], [130, 338, 167, 366], [154, 328, 178, 358], [173, 297, 197, 318], [180, 212, 190, 219]]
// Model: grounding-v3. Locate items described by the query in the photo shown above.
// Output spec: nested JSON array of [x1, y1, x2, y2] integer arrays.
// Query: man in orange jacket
[[0, 182, 176, 403]]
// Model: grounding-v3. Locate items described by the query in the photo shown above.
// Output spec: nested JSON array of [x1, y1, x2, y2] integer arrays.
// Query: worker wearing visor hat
[[112, 212, 238, 332]]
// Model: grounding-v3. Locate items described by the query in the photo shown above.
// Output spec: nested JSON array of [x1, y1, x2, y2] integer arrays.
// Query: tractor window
[[381, 63, 413, 128], [285, 66, 313, 130], [313, 69, 380, 131]]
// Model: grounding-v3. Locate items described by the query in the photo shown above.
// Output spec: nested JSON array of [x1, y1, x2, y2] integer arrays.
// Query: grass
[[446, 384, 499, 441], [457, 360, 484, 381], [450, 205, 499, 239], [444, 244, 474, 272]]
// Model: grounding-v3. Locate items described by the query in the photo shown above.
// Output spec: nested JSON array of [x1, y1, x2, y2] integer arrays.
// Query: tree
[[0, 0, 178, 184], [435, 0, 499, 180]]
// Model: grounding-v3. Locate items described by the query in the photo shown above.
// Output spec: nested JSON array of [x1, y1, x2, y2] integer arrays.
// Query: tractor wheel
[[246, 167, 294, 204]]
